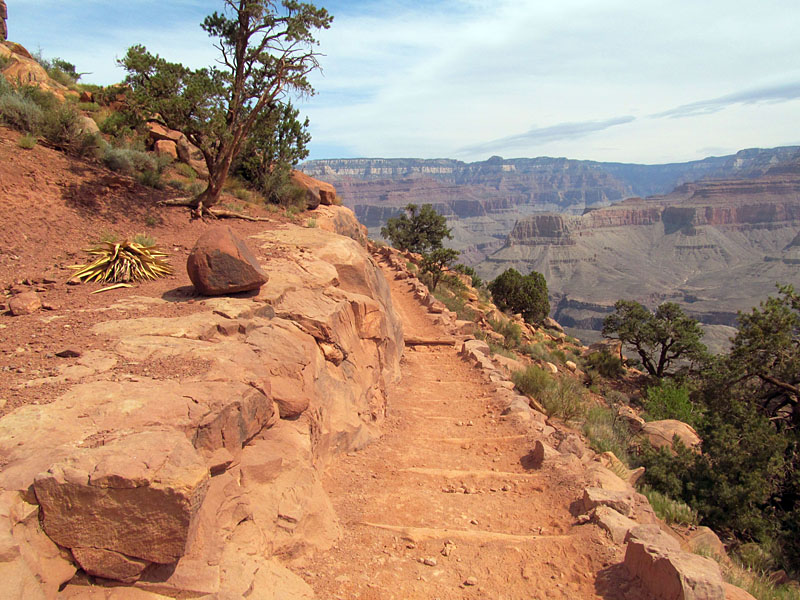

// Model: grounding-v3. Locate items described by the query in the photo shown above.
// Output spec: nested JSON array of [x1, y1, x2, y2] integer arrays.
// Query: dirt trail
[[301, 270, 631, 599]]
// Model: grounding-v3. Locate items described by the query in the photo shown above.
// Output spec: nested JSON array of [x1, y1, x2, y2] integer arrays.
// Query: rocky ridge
[[0, 206, 403, 598]]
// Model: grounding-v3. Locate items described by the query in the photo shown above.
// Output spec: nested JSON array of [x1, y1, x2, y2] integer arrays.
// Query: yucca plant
[[70, 240, 173, 283]]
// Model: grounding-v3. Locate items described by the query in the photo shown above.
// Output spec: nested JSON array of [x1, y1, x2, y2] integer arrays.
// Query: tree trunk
[[190, 148, 236, 212]]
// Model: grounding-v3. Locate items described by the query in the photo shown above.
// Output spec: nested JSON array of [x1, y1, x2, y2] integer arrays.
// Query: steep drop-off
[[302, 148, 800, 264], [479, 164, 800, 346]]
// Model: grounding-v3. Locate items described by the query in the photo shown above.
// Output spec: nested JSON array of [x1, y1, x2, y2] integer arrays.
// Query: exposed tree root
[[160, 198, 272, 222]]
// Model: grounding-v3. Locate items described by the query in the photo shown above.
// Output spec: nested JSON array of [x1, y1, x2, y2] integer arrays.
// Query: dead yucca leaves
[[70, 240, 173, 283]]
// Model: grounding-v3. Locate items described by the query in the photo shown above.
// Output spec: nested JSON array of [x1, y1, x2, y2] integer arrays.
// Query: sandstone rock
[[641, 419, 701, 452], [154, 139, 178, 159], [530, 440, 559, 467], [558, 434, 588, 459], [597, 451, 645, 485], [580, 487, 634, 516], [593, 506, 638, 544], [8, 292, 41, 315], [187, 226, 268, 295], [291, 170, 337, 209], [77, 115, 100, 136], [71, 547, 150, 583], [617, 405, 646, 432], [586, 339, 623, 361], [34, 430, 210, 567], [688, 526, 727, 560], [544, 361, 558, 374], [624, 524, 682, 553], [565, 360, 578, 372], [724, 583, 758, 600], [544, 317, 564, 332], [492, 353, 525, 374], [460, 339, 490, 361], [624, 525, 725, 600]]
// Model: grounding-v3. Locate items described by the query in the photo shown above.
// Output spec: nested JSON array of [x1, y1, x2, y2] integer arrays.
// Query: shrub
[[512, 365, 553, 399], [542, 377, 587, 421], [17, 133, 37, 149], [102, 144, 157, 174], [76, 101, 101, 112], [583, 405, 634, 465], [137, 169, 165, 189], [585, 350, 625, 378], [175, 162, 198, 179], [640, 486, 698, 526], [0, 92, 44, 132], [39, 105, 96, 155], [167, 179, 186, 191], [643, 381, 697, 425], [522, 342, 552, 362], [488, 267, 549, 324], [488, 318, 522, 349], [132, 233, 156, 247]]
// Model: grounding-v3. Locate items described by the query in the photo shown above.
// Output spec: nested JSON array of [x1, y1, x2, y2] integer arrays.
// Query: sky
[[8, 0, 800, 163]]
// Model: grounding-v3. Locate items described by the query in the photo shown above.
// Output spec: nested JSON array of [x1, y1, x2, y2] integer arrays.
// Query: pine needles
[[70, 240, 173, 283]]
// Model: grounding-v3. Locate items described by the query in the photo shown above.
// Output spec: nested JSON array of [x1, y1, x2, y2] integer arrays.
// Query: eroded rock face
[[0, 208, 403, 597], [34, 430, 210, 565], [641, 419, 701, 452], [187, 225, 269, 295]]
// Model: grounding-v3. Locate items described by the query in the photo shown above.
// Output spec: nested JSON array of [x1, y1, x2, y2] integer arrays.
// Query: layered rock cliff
[[302, 147, 800, 264], [481, 166, 800, 348]]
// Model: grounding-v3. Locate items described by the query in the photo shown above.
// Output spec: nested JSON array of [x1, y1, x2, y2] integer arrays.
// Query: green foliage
[[132, 233, 156, 247], [640, 485, 698, 526], [420, 247, 460, 292], [118, 1, 332, 210], [0, 91, 44, 132], [584, 350, 625, 378], [432, 287, 476, 322], [643, 380, 698, 425], [381, 203, 452, 254], [452, 263, 483, 288], [102, 144, 158, 175], [603, 300, 708, 378], [488, 268, 550, 325], [98, 111, 138, 140], [583, 405, 634, 465], [512, 365, 553, 399], [137, 169, 165, 189], [35, 54, 82, 88], [234, 101, 311, 202], [512, 367, 586, 421], [17, 133, 37, 149], [522, 342, 552, 363], [489, 318, 522, 350], [175, 162, 198, 179]]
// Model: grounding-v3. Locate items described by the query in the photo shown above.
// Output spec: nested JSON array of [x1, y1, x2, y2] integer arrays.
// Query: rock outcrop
[[0, 207, 403, 597], [0, 1, 7, 42], [0, 42, 73, 100]]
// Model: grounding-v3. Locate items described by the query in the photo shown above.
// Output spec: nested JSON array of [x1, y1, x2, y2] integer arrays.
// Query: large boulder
[[291, 170, 337, 209], [641, 419, 701, 452], [624, 525, 726, 600], [187, 226, 269, 295]]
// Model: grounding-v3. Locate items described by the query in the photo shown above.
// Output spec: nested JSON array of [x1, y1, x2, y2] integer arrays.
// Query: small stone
[[55, 349, 81, 358], [464, 576, 478, 586], [9, 292, 42, 315], [422, 557, 437, 567]]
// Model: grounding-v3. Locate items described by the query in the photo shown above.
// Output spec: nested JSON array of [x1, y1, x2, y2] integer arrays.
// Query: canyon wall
[[481, 168, 800, 348]]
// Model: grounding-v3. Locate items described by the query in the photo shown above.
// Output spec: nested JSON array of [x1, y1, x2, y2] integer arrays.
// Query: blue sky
[[8, 0, 800, 163]]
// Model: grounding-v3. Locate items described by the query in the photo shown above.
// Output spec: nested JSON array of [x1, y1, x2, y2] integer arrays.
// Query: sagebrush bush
[[640, 485, 698, 526], [585, 350, 625, 378], [17, 133, 37, 149], [583, 405, 634, 464], [512, 365, 553, 399], [542, 377, 587, 421], [102, 144, 158, 174], [489, 318, 522, 349], [0, 93, 43, 132]]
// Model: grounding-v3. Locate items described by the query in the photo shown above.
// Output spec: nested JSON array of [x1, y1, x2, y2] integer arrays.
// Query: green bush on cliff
[[488, 268, 549, 325]]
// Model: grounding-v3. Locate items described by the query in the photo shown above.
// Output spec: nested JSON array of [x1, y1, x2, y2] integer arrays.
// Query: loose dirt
[[300, 272, 645, 599]]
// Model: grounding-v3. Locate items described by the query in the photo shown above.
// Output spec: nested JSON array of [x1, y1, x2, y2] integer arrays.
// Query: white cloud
[[7, 0, 800, 163]]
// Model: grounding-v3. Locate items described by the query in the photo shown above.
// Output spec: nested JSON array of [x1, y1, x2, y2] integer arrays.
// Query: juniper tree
[[119, 0, 331, 215]]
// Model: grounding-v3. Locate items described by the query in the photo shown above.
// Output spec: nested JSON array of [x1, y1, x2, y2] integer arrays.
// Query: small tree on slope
[[602, 300, 707, 378], [119, 1, 332, 215], [380, 203, 452, 254]]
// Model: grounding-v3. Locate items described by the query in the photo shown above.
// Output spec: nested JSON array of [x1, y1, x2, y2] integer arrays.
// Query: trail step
[[405, 336, 457, 347], [399, 467, 540, 479], [360, 522, 570, 544]]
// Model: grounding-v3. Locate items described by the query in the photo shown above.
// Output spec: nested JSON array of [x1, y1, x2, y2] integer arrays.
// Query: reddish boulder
[[187, 226, 268, 296], [154, 139, 178, 160], [291, 170, 337, 209], [642, 419, 702, 452], [71, 547, 149, 583]]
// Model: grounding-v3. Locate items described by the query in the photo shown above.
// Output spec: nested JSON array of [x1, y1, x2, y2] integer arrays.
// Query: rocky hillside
[[301, 148, 800, 262], [480, 158, 800, 347]]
